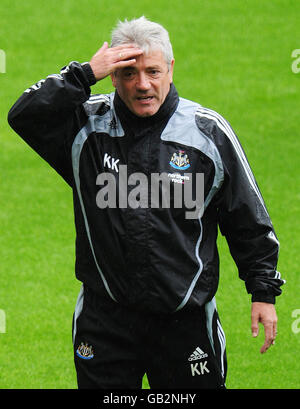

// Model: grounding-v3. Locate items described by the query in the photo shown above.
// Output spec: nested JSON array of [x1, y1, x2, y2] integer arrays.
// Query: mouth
[[136, 96, 154, 103]]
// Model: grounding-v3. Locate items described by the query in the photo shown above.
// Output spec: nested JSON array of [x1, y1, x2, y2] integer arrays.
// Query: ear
[[168, 59, 175, 83], [110, 72, 117, 88]]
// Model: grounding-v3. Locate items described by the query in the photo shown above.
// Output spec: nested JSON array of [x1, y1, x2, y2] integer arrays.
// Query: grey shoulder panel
[[82, 92, 125, 137], [161, 97, 224, 208], [71, 120, 118, 303], [161, 98, 225, 313], [83, 93, 111, 117]]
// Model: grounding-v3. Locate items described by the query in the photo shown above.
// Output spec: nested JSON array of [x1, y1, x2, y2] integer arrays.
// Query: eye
[[149, 69, 160, 77], [122, 69, 135, 79]]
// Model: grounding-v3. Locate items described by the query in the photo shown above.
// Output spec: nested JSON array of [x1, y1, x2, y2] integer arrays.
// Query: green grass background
[[0, 0, 299, 389]]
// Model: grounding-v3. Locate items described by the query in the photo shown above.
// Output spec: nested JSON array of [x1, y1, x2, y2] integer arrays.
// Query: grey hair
[[110, 16, 174, 68]]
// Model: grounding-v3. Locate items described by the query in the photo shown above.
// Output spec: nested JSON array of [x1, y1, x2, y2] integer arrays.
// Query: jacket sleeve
[[203, 109, 285, 304], [7, 61, 97, 186]]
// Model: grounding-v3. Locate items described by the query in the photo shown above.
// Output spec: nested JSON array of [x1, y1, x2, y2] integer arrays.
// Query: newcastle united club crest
[[169, 150, 190, 170], [76, 342, 94, 360]]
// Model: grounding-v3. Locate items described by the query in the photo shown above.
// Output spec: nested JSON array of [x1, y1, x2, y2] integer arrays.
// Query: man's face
[[111, 48, 174, 117]]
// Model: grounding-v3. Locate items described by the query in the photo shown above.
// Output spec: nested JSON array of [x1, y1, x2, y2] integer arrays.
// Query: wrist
[[81, 62, 97, 86]]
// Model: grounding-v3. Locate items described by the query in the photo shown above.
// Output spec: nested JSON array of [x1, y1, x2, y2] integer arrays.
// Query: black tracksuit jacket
[[8, 61, 285, 313]]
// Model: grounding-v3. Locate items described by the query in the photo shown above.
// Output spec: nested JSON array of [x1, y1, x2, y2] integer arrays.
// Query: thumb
[[93, 41, 109, 58], [100, 41, 109, 51]]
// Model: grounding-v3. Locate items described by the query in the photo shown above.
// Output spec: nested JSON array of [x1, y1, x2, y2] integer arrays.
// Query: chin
[[134, 107, 160, 118], [137, 111, 155, 117]]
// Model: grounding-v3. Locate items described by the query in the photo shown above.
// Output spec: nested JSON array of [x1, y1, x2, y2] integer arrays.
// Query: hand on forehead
[[89, 42, 143, 81]]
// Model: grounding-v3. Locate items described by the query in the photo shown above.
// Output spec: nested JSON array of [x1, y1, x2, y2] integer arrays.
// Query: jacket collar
[[113, 83, 179, 138]]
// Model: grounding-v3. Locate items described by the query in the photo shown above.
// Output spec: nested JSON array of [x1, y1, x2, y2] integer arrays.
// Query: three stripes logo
[[188, 347, 210, 376], [188, 346, 208, 361]]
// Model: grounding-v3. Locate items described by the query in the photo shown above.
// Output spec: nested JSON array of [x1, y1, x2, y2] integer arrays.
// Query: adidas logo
[[188, 347, 208, 361]]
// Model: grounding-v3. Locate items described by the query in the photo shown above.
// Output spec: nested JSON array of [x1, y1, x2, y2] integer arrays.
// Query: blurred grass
[[0, 0, 299, 389]]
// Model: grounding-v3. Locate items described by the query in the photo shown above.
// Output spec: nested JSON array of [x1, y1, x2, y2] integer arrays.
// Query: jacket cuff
[[251, 291, 275, 304], [81, 62, 97, 86]]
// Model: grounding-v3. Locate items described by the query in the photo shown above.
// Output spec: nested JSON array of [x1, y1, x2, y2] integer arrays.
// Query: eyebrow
[[122, 64, 163, 72], [146, 65, 162, 70]]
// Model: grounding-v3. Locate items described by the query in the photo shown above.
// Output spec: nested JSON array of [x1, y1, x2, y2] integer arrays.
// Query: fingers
[[94, 42, 139, 57], [251, 302, 278, 354], [89, 42, 143, 81], [260, 320, 276, 354], [110, 43, 141, 53], [261, 309, 277, 354], [111, 45, 143, 63]]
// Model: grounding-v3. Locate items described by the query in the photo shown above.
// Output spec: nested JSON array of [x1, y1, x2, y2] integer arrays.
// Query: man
[[8, 16, 284, 389]]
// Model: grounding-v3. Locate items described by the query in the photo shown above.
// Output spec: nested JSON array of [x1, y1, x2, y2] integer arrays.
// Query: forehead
[[128, 48, 167, 69]]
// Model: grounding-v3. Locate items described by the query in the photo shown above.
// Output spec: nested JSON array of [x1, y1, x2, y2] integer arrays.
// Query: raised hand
[[89, 42, 143, 81]]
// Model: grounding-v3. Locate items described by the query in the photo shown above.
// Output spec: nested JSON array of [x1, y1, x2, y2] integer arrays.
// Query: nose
[[136, 72, 151, 91]]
